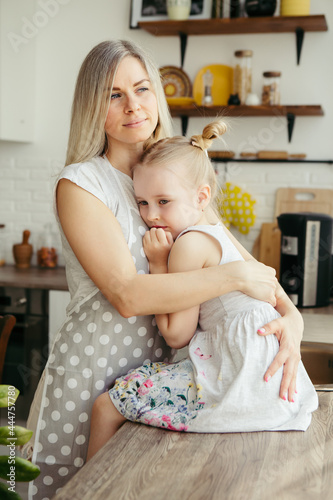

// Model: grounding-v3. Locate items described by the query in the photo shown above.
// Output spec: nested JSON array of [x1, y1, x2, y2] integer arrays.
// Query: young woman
[[23, 40, 302, 499], [85, 120, 317, 460]]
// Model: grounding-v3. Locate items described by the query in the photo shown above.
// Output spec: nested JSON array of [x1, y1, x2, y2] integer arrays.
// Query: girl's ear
[[197, 184, 211, 210]]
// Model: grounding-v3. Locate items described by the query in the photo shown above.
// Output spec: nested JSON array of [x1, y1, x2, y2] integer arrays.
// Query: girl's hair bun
[[191, 120, 227, 151]]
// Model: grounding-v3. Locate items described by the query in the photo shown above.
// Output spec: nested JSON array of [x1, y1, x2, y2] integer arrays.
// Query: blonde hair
[[65, 40, 173, 166], [138, 120, 227, 210]]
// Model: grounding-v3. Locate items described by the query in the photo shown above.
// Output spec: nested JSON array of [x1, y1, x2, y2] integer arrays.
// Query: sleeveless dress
[[23, 156, 172, 500], [109, 224, 318, 433]]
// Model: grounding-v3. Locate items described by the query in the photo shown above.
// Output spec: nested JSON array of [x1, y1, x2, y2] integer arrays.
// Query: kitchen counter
[[0, 264, 68, 291], [54, 391, 333, 500]]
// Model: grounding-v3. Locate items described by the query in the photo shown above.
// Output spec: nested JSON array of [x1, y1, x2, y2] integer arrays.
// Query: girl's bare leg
[[86, 392, 127, 461]]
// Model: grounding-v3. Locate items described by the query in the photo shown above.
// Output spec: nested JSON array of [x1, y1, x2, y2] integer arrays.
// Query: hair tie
[[191, 140, 208, 156], [191, 140, 201, 149]]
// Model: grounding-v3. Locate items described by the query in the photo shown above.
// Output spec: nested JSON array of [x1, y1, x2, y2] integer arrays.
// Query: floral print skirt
[[109, 359, 204, 431]]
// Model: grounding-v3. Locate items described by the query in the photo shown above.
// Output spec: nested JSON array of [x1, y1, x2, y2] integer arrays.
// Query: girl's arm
[[222, 224, 302, 402], [149, 231, 221, 349], [56, 179, 277, 318]]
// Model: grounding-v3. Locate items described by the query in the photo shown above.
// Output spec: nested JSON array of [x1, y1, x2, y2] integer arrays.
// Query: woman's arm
[[222, 224, 302, 402], [56, 179, 277, 318]]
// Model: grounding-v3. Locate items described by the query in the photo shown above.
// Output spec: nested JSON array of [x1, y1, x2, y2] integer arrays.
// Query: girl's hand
[[143, 228, 174, 273], [258, 291, 303, 402]]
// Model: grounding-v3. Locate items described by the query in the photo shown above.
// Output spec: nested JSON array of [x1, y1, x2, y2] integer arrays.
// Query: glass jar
[[233, 50, 253, 105], [37, 223, 58, 268], [202, 69, 213, 106], [0, 224, 5, 266], [261, 71, 281, 105]]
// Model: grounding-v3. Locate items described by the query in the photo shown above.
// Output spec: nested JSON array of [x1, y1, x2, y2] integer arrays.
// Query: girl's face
[[104, 56, 158, 150], [133, 163, 207, 240]]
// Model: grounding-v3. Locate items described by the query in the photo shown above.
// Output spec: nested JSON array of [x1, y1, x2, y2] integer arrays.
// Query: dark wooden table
[[53, 391, 333, 500], [0, 264, 68, 290]]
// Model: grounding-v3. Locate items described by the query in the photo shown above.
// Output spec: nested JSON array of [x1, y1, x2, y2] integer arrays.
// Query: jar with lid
[[202, 69, 213, 106], [37, 223, 58, 268], [261, 71, 281, 105], [0, 224, 5, 266], [233, 50, 253, 105]]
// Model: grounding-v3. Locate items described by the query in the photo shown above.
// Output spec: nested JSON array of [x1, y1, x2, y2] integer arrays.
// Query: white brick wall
[[0, 156, 63, 266], [0, 0, 332, 266]]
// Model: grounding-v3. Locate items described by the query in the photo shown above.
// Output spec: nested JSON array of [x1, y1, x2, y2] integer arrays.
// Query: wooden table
[[0, 264, 68, 290], [53, 391, 333, 500]]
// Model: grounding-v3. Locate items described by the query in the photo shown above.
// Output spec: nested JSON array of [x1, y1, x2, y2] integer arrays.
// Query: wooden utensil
[[13, 230, 33, 269]]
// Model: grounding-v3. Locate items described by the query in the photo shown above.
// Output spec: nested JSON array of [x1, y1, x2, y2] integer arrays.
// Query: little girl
[[86, 120, 318, 460]]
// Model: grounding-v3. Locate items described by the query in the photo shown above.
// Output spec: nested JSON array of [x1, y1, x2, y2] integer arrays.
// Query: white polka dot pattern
[[28, 167, 172, 498]]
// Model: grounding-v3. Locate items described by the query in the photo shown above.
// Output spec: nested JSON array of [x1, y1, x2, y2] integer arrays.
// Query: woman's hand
[[143, 228, 174, 274], [257, 285, 303, 402], [235, 260, 278, 306]]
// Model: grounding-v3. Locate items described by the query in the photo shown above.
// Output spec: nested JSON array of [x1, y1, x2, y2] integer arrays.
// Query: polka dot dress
[[25, 158, 173, 499]]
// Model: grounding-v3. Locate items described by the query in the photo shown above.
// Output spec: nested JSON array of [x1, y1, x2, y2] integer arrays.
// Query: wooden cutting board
[[252, 222, 281, 278], [275, 187, 333, 218]]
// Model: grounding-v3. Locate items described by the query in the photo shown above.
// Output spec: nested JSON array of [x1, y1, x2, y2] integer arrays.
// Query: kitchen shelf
[[209, 158, 333, 165], [168, 104, 324, 141], [138, 15, 328, 65]]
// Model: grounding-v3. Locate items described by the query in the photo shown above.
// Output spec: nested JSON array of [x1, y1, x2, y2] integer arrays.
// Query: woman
[[24, 40, 302, 499]]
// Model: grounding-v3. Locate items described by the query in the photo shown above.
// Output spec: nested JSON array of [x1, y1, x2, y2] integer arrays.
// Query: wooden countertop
[[54, 391, 333, 500], [0, 265, 68, 291]]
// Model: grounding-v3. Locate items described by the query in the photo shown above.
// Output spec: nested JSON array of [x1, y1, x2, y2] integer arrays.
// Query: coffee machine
[[277, 212, 333, 307]]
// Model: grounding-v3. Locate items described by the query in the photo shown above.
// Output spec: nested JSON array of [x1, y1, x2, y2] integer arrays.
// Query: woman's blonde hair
[[138, 120, 227, 210], [65, 39, 173, 166]]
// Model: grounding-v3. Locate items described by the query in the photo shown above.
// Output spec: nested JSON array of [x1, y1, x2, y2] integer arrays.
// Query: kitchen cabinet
[[0, 0, 35, 142], [0, 265, 68, 418], [138, 15, 328, 141]]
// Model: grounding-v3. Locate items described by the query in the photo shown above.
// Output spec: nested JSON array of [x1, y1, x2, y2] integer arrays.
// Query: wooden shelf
[[168, 104, 324, 118], [210, 158, 333, 165], [138, 15, 328, 65], [169, 104, 324, 141], [138, 15, 328, 37]]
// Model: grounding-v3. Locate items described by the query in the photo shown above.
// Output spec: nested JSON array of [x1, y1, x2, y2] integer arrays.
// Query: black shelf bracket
[[179, 32, 188, 68], [295, 27, 305, 64], [180, 115, 189, 136], [287, 112, 295, 142]]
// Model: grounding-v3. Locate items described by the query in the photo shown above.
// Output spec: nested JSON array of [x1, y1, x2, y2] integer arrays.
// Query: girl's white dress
[[23, 157, 173, 499], [109, 224, 318, 433]]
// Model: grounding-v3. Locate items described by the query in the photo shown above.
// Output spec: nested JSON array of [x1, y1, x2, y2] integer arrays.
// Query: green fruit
[[0, 481, 22, 500], [0, 386, 20, 408], [0, 426, 33, 446], [0, 456, 40, 482]]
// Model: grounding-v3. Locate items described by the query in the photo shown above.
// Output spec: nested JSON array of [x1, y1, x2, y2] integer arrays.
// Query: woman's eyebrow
[[112, 79, 150, 91]]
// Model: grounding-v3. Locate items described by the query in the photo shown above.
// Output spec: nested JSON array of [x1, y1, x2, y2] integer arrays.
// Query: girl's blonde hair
[[138, 120, 227, 209], [65, 39, 173, 166]]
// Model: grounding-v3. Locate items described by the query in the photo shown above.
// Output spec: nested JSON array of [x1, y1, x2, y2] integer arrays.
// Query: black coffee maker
[[277, 212, 333, 307]]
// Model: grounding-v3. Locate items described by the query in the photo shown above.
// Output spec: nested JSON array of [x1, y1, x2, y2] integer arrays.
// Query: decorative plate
[[159, 66, 192, 98], [193, 64, 233, 106]]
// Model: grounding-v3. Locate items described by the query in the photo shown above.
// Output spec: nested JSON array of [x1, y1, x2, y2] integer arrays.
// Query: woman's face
[[105, 56, 159, 150]]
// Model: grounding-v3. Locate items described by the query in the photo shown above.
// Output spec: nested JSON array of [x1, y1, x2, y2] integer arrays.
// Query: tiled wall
[[1, 154, 332, 266], [0, 0, 332, 266], [0, 156, 64, 266]]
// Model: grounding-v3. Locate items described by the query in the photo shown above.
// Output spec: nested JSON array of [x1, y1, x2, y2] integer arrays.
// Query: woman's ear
[[197, 184, 211, 210]]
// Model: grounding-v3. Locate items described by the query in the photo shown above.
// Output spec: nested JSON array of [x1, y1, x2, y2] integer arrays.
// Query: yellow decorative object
[[217, 182, 256, 234]]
